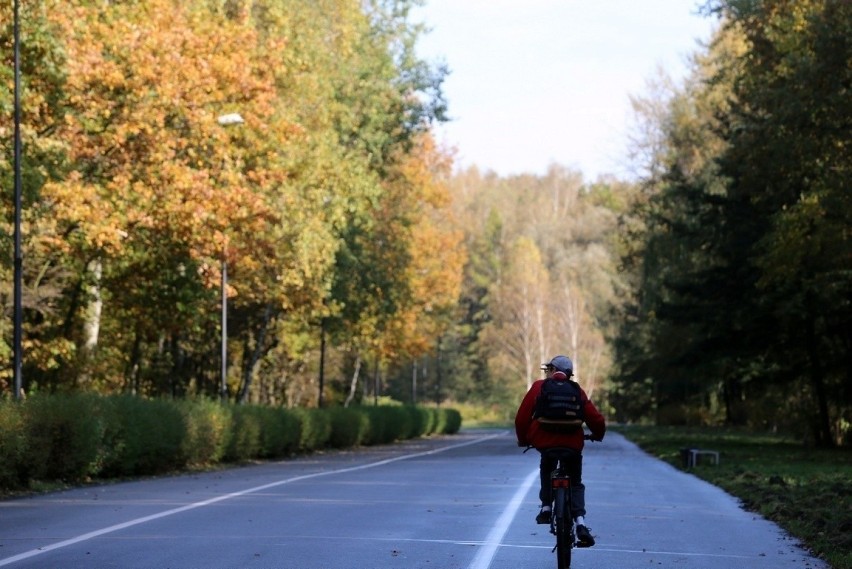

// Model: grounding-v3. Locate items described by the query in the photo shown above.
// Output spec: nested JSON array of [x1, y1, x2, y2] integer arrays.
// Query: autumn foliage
[[0, 0, 463, 404]]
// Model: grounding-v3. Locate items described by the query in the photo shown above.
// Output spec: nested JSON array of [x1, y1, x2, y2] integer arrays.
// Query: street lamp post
[[220, 252, 228, 402], [215, 113, 243, 403], [13, 0, 23, 400]]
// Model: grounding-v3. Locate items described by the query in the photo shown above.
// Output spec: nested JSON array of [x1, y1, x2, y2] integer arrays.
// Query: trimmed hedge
[[328, 407, 370, 448], [100, 395, 186, 477], [22, 393, 108, 483], [0, 394, 462, 492], [0, 400, 27, 488]]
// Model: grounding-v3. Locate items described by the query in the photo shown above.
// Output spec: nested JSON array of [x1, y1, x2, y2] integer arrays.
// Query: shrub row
[[0, 393, 462, 492]]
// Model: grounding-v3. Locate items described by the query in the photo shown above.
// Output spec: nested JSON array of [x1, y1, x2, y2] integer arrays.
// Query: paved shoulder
[[574, 432, 828, 569]]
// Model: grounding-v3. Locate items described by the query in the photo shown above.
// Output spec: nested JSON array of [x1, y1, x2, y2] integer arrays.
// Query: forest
[[1, 0, 848, 446]]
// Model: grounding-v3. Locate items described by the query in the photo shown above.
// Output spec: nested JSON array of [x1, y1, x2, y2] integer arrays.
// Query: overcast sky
[[411, 0, 719, 181]]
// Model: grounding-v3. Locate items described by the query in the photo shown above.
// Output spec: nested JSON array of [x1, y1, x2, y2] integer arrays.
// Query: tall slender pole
[[435, 337, 442, 407], [13, 0, 24, 400], [318, 321, 325, 408], [411, 360, 417, 405], [214, 113, 243, 404], [373, 357, 379, 406], [220, 257, 227, 402]]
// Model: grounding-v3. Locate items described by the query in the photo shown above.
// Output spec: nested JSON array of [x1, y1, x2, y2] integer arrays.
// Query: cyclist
[[515, 355, 606, 547]]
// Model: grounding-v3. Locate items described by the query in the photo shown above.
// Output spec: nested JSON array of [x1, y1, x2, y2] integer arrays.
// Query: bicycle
[[525, 435, 592, 569]]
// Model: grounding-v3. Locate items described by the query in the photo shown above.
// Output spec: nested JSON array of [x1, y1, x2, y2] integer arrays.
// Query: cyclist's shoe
[[535, 506, 552, 524], [575, 524, 595, 547]]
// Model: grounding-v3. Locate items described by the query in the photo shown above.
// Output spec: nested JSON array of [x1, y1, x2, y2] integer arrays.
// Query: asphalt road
[[0, 429, 827, 569]]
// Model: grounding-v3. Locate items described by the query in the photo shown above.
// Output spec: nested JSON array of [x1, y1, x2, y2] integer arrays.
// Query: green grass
[[614, 425, 852, 569]]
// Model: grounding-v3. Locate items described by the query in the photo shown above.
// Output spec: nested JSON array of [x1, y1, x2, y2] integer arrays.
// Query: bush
[[0, 401, 28, 489], [442, 401, 507, 427], [0, 392, 465, 494], [100, 395, 187, 476], [23, 393, 108, 483], [328, 407, 370, 448], [293, 408, 332, 452], [390, 406, 416, 439], [223, 404, 263, 462], [254, 406, 300, 458], [180, 399, 232, 467], [431, 407, 447, 434], [440, 408, 462, 434], [360, 406, 388, 445], [410, 406, 435, 436]]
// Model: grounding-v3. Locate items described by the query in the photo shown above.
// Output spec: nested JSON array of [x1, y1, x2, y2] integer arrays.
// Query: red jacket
[[515, 378, 606, 450]]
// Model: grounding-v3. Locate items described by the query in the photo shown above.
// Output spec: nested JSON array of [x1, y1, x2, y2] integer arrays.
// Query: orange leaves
[[6, 0, 463, 396], [42, 172, 127, 255], [403, 134, 466, 298], [375, 133, 465, 357], [396, 134, 454, 208], [45, 0, 289, 276]]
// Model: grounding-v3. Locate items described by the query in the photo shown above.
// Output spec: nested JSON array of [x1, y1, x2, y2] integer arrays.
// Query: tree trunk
[[805, 305, 833, 446], [722, 374, 745, 426], [373, 357, 380, 406], [238, 303, 273, 404], [344, 354, 362, 408], [83, 259, 103, 352], [318, 321, 326, 408], [77, 259, 103, 386], [124, 331, 142, 395], [411, 359, 417, 404], [169, 332, 185, 397]]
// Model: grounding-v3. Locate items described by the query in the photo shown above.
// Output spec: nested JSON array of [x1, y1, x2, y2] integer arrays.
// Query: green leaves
[[2, 0, 455, 405], [612, 0, 851, 444]]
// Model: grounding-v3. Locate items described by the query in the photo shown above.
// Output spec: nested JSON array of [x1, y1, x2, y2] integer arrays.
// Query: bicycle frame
[[543, 448, 580, 569], [523, 434, 593, 568]]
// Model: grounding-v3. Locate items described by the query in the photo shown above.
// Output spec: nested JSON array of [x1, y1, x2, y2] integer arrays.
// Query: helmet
[[547, 355, 574, 376]]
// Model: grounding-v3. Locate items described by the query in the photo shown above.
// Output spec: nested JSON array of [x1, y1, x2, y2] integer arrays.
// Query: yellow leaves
[[3, 0, 465, 396], [371, 132, 465, 356], [41, 173, 127, 255], [41, 0, 299, 288], [26, 337, 76, 372], [409, 220, 464, 310]]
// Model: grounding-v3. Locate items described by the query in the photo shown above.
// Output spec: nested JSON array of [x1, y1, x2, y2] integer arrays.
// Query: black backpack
[[533, 378, 585, 432]]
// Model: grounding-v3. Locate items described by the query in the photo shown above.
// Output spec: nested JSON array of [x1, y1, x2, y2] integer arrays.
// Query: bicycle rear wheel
[[554, 488, 572, 569]]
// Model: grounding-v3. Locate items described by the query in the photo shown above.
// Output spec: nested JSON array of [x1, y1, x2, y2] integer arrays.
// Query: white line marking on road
[[588, 547, 755, 559], [268, 534, 760, 559], [146, 531, 761, 561], [0, 432, 506, 567], [466, 467, 538, 569]]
